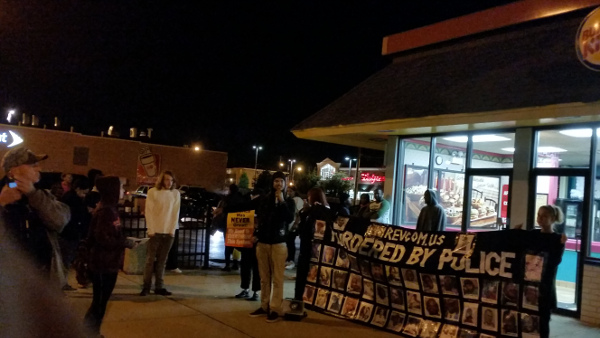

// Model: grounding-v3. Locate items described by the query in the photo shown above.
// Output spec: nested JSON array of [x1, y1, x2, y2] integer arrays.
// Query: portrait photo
[[315, 288, 329, 309], [348, 254, 359, 272], [481, 306, 498, 332], [371, 306, 388, 327], [439, 324, 459, 338], [522, 285, 539, 311], [458, 328, 478, 338], [440, 275, 459, 295], [390, 287, 405, 310], [332, 269, 348, 291], [322, 245, 336, 265], [307, 264, 319, 283], [402, 316, 423, 337], [387, 265, 402, 286], [524, 253, 545, 282], [311, 243, 322, 262], [347, 273, 363, 294], [327, 292, 343, 313], [333, 216, 349, 231], [462, 302, 478, 327], [481, 279, 499, 304], [314, 219, 326, 239], [319, 266, 332, 287], [443, 298, 460, 322], [502, 282, 519, 307], [521, 313, 540, 338], [363, 279, 375, 300], [460, 277, 480, 300], [335, 249, 350, 269], [357, 301, 374, 322], [420, 273, 439, 294], [359, 259, 372, 278], [406, 290, 422, 315], [302, 285, 316, 304], [375, 283, 389, 306], [341, 296, 359, 318], [501, 309, 519, 337], [387, 311, 405, 332], [402, 268, 420, 290], [420, 320, 441, 338], [371, 262, 385, 281], [423, 296, 442, 318]]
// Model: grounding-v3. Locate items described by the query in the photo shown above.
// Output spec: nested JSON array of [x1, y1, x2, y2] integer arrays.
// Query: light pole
[[288, 159, 296, 184], [253, 145, 262, 182], [345, 157, 356, 176]]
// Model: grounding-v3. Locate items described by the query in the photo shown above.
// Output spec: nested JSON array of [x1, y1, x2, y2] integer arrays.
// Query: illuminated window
[[320, 164, 335, 179]]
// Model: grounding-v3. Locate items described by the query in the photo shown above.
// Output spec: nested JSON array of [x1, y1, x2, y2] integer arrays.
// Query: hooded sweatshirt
[[87, 176, 134, 273], [416, 189, 446, 232]]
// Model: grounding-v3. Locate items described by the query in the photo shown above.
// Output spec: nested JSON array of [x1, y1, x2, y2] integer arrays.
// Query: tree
[[294, 169, 321, 195], [238, 172, 249, 189], [319, 172, 352, 197]]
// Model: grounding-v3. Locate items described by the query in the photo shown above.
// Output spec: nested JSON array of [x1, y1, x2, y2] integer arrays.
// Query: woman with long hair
[[84, 176, 136, 337], [294, 187, 334, 302]]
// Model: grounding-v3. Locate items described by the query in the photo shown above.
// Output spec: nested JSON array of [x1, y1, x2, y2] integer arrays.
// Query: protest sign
[[225, 211, 254, 248]]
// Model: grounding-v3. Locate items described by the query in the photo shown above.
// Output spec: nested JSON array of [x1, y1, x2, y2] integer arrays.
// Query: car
[[127, 184, 152, 198]]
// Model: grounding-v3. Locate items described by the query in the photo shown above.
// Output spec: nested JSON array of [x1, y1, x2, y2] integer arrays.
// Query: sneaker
[[154, 288, 172, 296], [171, 268, 183, 274], [140, 288, 150, 296], [235, 290, 249, 298], [249, 307, 269, 317], [285, 261, 295, 270], [266, 312, 282, 323], [247, 292, 259, 301]]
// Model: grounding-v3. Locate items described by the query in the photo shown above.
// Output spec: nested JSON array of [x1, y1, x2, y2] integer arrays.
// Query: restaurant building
[[292, 1, 600, 325], [316, 157, 385, 201]]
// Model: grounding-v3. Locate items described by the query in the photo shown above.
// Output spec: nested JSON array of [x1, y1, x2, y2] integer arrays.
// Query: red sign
[[361, 173, 385, 184], [501, 184, 509, 225], [137, 147, 161, 185]]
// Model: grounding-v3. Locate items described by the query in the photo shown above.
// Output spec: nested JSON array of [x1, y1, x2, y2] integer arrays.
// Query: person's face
[[63, 174, 73, 183], [273, 177, 285, 191], [536, 207, 555, 231], [360, 194, 369, 204], [426, 299, 438, 314], [405, 270, 415, 281], [162, 174, 174, 189], [11, 162, 41, 183], [423, 275, 432, 286], [76, 188, 89, 199], [443, 276, 454, 289], [287, 189, 296, 198], [373, 265, 382, 276], [325, 249, 334, 261], [374, 189, 383, 202], [464, 281, 474, 292]]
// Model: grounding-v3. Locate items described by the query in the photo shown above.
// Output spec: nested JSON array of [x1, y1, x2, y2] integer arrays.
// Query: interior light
[[558, 129, 599, 138], [501, 147, 515, 153], [501, 147, 567, 153], [443, 135, 511, 143]]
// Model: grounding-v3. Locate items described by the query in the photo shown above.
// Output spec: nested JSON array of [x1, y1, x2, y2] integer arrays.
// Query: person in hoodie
[[249, 171, 295, 323], [141, 170, 181, 296], [84, 176, 136, 336], [416, 189, 446, 231], [294, 188, 333, 303]]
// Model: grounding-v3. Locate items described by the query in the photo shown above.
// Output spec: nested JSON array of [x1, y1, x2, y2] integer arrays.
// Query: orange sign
[[576, 6, 600, 71], [225, 211, 255, 248]]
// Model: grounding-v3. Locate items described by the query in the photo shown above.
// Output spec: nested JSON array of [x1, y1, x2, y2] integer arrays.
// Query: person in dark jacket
[[249, 171, 295, 323], [416, 189, 446, 231], [235, 188, 263, 301], [295, 188, 333, 302], [84, 176, 136, 336], [0, 148, 71, 281], [351, 193, 372, 218]]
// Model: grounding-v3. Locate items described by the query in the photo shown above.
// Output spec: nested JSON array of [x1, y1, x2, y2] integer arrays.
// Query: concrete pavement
[[63, 267, 600, 338]]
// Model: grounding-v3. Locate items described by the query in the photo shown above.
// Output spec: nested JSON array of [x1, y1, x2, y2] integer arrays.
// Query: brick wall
[[581, 264, 600, 325], [0, 125, 227, 191]]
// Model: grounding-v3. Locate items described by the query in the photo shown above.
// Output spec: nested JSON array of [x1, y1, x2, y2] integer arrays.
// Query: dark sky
[[0, 1, 516, 170]]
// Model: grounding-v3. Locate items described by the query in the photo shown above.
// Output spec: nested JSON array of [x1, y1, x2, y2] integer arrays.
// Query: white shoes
[[171, 268, 183, 274], [285, 261, 295, 270]]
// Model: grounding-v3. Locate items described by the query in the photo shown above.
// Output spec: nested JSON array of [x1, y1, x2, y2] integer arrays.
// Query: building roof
[[292, 8, 600, 149]]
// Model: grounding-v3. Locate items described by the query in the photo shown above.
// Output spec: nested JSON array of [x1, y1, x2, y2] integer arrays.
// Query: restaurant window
[[465, 175, 510, 232], [400, 137, 431, 227], [470, 132, 515, 169], [434, 136, 467, 231], [320, 164, 335, 180], [591, 127, 600, 260], [535, 128, 591, 168]]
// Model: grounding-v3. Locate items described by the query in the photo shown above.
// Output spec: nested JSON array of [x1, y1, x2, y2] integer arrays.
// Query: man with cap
[[249, 171, 295, 322], [0, 147, 71, 278]]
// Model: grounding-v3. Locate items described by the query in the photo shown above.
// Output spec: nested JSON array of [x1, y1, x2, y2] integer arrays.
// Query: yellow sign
[[225, 210, 255, 248], [576, 6, 600, 71]]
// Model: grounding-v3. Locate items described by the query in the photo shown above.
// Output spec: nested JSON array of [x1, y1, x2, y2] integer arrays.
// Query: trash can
[[123, 237, 149, 274]]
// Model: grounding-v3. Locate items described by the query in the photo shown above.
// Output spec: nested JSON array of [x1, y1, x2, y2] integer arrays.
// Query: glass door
[[464, 175, 510, 232], [534, 175, 584, 313]]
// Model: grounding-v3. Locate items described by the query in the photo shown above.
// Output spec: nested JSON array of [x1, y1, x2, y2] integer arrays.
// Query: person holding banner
[[294, 188, 334, 304], [250, 172, 295, 323]]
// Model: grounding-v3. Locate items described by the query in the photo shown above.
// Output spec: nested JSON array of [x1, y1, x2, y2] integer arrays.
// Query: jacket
[[255, 193, 295, 244], [416, 189, 446, 231], [298, 203, 334, 242]]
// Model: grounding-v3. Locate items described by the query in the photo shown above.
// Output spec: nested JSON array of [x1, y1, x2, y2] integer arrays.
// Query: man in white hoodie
[[140, 170, 181, 296]]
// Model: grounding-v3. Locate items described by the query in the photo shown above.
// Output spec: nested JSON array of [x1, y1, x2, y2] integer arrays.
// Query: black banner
[[302, 216, 562, 338]]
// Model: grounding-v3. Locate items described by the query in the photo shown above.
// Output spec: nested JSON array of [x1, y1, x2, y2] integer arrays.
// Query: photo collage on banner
[[301, 216, 555, 338]]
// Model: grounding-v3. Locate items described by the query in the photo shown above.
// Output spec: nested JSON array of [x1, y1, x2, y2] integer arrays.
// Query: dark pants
[[240, 246, 260, 291], [540, 307, 551, 338], [84, 272, 118, 335], [166, 229, 179, 270], [286, 229, 297, 262], [225, 245, 234, 267], [294, 240, 312, 300]]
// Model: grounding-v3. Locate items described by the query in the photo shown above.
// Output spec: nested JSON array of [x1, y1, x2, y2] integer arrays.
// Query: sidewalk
[[63, 268, 600, 338]]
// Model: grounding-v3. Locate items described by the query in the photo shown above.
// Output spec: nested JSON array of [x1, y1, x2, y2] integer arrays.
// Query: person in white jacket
[[140, 170, 181, 296]]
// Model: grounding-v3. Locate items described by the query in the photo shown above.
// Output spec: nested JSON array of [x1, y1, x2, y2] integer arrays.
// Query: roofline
[[382, 0, 600, 55]]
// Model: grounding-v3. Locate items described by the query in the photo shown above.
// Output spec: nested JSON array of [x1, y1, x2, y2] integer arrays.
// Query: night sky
[[0, 1, 516, 170]]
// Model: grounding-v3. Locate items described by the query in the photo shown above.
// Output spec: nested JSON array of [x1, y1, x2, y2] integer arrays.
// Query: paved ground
[[63, 266, 600, 338]]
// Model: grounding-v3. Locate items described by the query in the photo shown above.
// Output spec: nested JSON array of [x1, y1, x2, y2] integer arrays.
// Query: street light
[[345, 157, 356, 176], [253, 145, 262, 181], [288, 159, 296, 183]]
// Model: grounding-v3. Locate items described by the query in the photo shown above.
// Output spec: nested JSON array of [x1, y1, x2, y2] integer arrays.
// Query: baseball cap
[[2, 148, 48, 173]]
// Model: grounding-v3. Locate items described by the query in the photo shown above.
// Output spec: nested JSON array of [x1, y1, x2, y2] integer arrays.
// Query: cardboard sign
[[225, 210, 255, 248]]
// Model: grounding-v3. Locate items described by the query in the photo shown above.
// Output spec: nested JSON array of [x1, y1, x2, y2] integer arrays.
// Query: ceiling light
[[558, 128, 599, 138], [443, 135, 511, 143], [500, 147, 567, 153]]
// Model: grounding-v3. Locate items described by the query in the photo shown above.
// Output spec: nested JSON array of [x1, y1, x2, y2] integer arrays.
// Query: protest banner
[[225, 210, 255, 248], [302, 216, 563, 337]]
